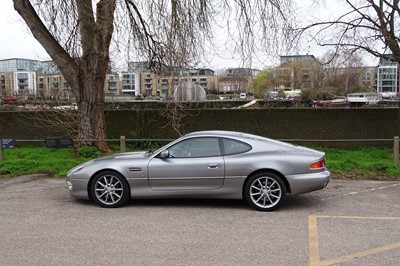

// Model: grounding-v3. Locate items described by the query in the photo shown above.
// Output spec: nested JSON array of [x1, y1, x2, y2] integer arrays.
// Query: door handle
[[207, 164, 221, 169]]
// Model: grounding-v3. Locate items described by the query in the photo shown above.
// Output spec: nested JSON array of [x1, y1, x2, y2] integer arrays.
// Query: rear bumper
[[286, 169, 331, 195]]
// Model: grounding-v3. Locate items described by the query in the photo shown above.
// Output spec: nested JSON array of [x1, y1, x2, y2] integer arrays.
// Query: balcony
[[17, 82, 28, 87]]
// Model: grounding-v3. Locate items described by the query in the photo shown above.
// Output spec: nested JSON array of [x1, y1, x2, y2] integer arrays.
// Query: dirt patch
[[0, 173, 56, 188]]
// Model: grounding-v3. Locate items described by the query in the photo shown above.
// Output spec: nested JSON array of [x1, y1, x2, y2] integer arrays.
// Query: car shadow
[[70, 194, 326, 211], [282, 194, 327, 211], [125, 198, 249, 210]]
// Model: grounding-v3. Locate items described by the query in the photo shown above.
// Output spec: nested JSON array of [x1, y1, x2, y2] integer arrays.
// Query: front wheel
[[244, 172, 286, 211], [90, 171, 130, 208]]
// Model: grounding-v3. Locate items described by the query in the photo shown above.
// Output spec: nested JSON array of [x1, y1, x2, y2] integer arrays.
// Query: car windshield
[[150, 137, 184, 156]]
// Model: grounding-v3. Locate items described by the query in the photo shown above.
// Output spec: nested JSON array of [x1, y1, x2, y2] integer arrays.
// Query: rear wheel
[[244, 172, 286, 211], [90, 171, 129, 208]]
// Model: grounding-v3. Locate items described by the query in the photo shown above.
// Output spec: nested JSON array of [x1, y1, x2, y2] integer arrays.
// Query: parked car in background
[[67, 130, 330, 211], [4, 97, 17, 102]]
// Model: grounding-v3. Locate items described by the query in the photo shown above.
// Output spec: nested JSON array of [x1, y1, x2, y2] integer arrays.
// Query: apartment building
[[362, 67, 376, 89], [128, 61, 158, 96], [121, 72, 140, 96], [0, 59, 40, 97], [0, 58, 61, 98], [276, 55, 322, 90], [37, 74, 70, 99], [13, 71, 37, 96], [376, 55, 399, 96], [217, 68, 259, 94], [105, 73, 121, 95], [280, 55, 318, 65], [218, 76, 250, 94], [0, 58, 43, 73], [0, 72, 13, 96], [156, 68, 217, 97], [180, 68, 217, 92], [226, 68, 260, 77], [140, 72, 157, 96], [0, 58, 253, 100]]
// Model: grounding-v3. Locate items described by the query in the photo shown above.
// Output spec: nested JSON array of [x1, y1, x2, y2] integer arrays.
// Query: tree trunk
[[75, 59, 109, 152], [14, 0, 116, 153]]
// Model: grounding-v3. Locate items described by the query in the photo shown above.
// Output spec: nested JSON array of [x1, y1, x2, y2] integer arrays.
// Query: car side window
[[168, 137, 221, 158], [222, 138, 252, 155]]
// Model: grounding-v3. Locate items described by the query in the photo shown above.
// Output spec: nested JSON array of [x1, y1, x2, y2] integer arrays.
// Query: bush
[[78, 146, 102, 158], [315, 91, 334, 100], [301, 88, 313, 101]]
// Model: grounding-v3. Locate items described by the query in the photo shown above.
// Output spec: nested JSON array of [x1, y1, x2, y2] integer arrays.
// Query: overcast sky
[[0, 1, 50, 61], [0, 1, 378, 69]]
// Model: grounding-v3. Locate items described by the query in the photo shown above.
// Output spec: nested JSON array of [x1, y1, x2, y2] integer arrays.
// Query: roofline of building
[[0, 58, 49, 62]]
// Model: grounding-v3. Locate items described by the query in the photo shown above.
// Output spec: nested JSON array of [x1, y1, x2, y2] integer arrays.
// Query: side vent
[[128, 167, 142, 172]]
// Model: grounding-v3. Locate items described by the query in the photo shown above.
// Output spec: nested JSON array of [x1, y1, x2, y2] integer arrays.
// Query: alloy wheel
[[249, 176, 283, 209]]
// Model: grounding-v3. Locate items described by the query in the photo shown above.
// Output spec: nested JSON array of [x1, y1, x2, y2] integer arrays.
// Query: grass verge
[[0, 147, 87, 177], [319, 146, 400, 180], [0, 146, 399, 180]]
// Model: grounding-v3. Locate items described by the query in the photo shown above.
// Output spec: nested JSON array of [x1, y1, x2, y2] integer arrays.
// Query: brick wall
[[1, 108, 398, 146]]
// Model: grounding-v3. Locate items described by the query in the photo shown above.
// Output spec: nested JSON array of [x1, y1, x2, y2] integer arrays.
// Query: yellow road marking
[[315, 215, 400, 220], [309, 215, 400, 266], [321, 242, 400, 266], [309, 215, 320, 265]]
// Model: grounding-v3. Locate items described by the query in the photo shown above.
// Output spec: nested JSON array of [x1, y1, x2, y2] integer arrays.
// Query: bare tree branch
[[13, 0, 295, 152], [296, 0, 400, 63]]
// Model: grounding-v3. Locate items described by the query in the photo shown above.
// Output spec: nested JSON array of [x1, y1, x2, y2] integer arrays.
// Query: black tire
[[244, 172, 286, 211], [90, 171, 130, 208]]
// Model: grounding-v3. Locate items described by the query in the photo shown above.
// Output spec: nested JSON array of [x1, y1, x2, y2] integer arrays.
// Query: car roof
[[184, 130, 274, 143], [183, 130, 295, 148], [184, 130, 246, 138]]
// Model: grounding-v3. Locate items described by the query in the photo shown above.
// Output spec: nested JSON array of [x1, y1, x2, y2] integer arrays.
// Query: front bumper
[[66, 176, 90, 199]]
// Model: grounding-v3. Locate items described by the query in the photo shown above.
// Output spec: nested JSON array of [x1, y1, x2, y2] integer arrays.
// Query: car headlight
[[67, 160, 94, 174], [66, 180, 73, 191]]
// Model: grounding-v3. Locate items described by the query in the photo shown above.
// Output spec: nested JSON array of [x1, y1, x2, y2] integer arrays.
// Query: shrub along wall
[[0, 108, 398, 147]]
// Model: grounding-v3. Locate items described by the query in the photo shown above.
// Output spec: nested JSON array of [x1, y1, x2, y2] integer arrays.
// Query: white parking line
[[321, 182, 400, 201]]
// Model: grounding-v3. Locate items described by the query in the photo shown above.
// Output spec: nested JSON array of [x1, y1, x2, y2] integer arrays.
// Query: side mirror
[[159, 150, 169, 158]]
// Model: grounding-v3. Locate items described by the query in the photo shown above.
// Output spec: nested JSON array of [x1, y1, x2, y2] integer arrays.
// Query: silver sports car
[[67, 130, 330, 211]]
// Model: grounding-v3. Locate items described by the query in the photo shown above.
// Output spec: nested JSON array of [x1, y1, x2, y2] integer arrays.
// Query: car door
[[147, 137, 225, 190]]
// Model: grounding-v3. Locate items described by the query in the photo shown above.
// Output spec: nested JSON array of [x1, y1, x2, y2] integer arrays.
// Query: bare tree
[[13, 0, 295, 152], [18, 106, 79, 139], [160, 100, 198, 136], [298, 0, 400, 63], [322, 51, 366, 94], [339, 52, 365, 93]]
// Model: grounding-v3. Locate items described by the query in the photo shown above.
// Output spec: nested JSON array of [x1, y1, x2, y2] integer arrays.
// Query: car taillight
[[310, 159, 325, 169]]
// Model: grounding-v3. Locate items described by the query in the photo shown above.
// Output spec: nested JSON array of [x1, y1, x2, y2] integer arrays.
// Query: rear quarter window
[[222, 138, 252, 155]]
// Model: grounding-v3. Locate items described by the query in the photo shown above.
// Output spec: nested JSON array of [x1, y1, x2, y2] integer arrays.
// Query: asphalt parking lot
[[0, 175, 399, 266]]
